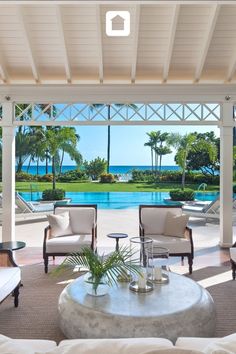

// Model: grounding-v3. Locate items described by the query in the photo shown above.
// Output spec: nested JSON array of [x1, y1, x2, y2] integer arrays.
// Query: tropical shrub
[[169, 188, 195, 201], [42, 188, 65, 201], [57, 170, 88, 182], [100, 173, 115, 183], [15, 172, 37, 181], [37, 174, 54, 182], [83, 157, 107, 181]]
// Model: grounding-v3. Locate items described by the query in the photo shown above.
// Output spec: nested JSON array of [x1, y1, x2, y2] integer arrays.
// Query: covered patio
[[0, 1, 235, 248]]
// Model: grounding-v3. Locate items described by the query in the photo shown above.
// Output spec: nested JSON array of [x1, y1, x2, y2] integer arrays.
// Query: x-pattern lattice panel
[[14, 103, 221, 123]]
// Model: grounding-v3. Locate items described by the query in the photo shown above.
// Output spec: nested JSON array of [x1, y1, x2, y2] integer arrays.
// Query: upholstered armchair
[[0, 249, 21, 307], [139, 205, 194, 274], [43, 204, 97, 273]]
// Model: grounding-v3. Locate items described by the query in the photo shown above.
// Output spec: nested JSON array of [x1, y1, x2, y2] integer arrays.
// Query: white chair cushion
[[175, 338, 219, 351], [164, 212, 189, 238], [139, 350, 203, 354], [46, 234, 92, 254], [149, 235, 191, 254], [55, 207, 95, 234], [0, 334, 56, 354], [230, 247, 236, 262], [47, 212, 72, 237], [52, 338, 173, 354], [0, 268, 20, 303], [141, 208, 182, 235]]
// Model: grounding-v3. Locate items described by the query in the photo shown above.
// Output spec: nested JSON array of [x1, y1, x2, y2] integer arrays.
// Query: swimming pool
[[19, 191, 219, 210]]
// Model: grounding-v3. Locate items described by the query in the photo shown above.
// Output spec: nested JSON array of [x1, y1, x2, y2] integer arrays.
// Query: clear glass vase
[[84, 272, 109, 296]]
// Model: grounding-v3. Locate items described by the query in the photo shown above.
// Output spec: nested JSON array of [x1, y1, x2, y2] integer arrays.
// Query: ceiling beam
[[56, 5, 72, 84], [131, 5, 140, 84], [96, 5, 103, 83], [17, 6, 39, 83], [163, 4, 180, 83], [194, 4, 220, 83]]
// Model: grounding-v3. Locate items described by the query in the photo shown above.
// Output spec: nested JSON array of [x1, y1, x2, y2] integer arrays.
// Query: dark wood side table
[[0, 241, 26, 266], [230, 242, 236, 280], [107, 233, 128, 252]]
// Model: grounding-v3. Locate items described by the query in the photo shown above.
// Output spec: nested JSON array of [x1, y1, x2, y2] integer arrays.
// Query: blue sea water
[[21, 165, 180, 175]]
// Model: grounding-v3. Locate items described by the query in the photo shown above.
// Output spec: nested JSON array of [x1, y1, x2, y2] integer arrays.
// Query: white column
[[219, 102, 233, 247], [2, 101, 15, 242]]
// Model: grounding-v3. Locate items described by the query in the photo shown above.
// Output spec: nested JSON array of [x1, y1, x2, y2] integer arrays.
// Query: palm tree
[[91, 104, 136, 173], [45, 127, 82, 189]]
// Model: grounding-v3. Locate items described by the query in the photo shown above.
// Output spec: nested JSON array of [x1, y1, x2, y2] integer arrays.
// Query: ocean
[[21, 165, 180, 175]]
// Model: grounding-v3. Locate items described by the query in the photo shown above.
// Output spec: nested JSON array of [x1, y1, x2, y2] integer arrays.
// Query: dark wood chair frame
[[231, 242, 236, 280], [0, 249, 20, 307], [43, 204, 97, 273], [139, 205, 194, 274]]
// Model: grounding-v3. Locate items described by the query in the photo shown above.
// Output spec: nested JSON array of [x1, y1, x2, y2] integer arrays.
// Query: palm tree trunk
[[181, 169, 186, 190], [16, 157, 23, 173], [151, 149, 153, 171], [60, 149, 65, 174], [36, 158, 39, 175], [159, 154, 162, 172], [27, 157, 32, 173], [45, 151, 49, 174], [52, 156, 56, 190], [107, 105, 111, 173]]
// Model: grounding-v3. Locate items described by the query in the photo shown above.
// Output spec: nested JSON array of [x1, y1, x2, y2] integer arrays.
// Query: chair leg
[[181, 256, 184, 265], [13, 285, 20, 308], [231, 262, 236, 280], [52, 256, 55, 261], [188, 255, 193, 274], [44, 256, 49, 274]]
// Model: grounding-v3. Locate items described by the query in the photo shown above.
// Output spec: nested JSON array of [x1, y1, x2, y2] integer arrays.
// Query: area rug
[[0, 264, 236, 342]]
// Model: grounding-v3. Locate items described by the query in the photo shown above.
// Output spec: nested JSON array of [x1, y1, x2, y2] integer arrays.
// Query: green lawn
[[15, 181, 220, 193]]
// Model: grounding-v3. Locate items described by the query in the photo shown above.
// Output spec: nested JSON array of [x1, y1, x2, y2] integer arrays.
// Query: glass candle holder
[[149, 246, 169, 284], [129, 236, 153, 293]]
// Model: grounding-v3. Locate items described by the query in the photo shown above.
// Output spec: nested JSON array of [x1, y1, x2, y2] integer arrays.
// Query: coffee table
[[58, 272, 216, 342]]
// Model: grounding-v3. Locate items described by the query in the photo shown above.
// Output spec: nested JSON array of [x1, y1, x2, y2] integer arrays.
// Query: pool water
[[19, 191, 219, 210]]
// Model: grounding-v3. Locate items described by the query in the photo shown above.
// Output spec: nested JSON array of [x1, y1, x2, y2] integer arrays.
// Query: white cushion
[[0, 268, 20, 303], [46, 234, 92, 254], [149, 235, 191, 254], [139, 349, 203, 354], [164, 212, 189, 238], [55, 207, 95, 234], [230, 247, 236, 262], [0, 334, 57, 354], [47, 212, 72, 237], [175, 338, 220, 351], [51, 338, 173, 354], [141, 208, 182, 235], [203, 333, 236, 354]]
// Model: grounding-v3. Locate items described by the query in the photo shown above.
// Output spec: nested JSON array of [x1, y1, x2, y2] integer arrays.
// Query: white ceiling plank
[[96, 5, 103, 84], [131, 5, 140, 84], [163, 4, 180, 83], [194, 4, 220, 83], [17, 5, 39, 83], [56, 5, 72, 84]]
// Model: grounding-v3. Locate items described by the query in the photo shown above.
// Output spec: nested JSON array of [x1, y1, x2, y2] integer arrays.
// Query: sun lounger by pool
[[15, 193, 54, 214], [182, 198, 220, 220]]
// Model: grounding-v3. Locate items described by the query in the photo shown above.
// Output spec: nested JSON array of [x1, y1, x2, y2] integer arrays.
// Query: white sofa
[[1, 334, 236, 354]]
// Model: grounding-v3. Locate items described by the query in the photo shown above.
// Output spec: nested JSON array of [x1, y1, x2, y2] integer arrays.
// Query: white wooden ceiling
[[1, 2, 236, 85]]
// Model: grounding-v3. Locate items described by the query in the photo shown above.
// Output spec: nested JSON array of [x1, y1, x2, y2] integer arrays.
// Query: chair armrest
[[0, 249, 18, 267], [139, 222, 145, 237], [185, 226, 194, 258]]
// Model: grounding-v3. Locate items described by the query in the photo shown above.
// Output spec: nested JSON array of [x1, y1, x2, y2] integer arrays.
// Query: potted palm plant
[[55, 246, 140, 296]]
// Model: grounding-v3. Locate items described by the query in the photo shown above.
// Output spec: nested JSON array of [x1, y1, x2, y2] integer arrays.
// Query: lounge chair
[[182, 197, 220, 220], [15, 192, 54, 214]]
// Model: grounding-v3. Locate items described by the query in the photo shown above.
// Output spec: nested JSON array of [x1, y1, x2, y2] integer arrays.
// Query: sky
[[62, 125, 220, 166]]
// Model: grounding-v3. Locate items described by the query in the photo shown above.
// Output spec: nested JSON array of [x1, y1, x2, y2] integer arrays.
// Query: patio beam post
[[219, 101, 234, 247], [2, 101, 15, 242]]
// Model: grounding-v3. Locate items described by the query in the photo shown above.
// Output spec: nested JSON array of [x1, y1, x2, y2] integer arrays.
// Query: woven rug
[[0, 264, 236, 342]]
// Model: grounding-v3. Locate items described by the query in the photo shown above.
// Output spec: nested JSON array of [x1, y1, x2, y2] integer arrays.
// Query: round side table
[[107, 233, 128, 251]]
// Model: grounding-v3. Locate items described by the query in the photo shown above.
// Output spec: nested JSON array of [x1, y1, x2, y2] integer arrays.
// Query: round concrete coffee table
[[58, 272, 216, 342]]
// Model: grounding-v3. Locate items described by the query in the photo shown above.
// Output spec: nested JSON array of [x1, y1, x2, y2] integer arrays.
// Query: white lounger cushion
[[141, 208, 182, 235], [52, 338, 173, 354], [0, 268, 20, 303], [55, 207, 95, 234], [149, 235, 191, 254], [46, 235, 91, 253], [175, 338, 219, 351], [0, 334, 57, 354]]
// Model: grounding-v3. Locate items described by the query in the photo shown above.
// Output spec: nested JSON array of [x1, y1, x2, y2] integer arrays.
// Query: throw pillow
[[203, 333, 236, 354], [164, 211, 189, 238], [47, 212, 72, 237]]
